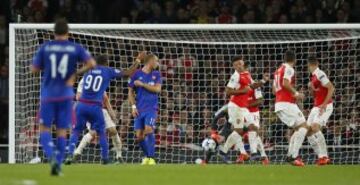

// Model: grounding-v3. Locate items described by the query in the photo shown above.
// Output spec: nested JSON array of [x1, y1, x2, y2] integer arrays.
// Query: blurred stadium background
[[0, 0, 360, 164]]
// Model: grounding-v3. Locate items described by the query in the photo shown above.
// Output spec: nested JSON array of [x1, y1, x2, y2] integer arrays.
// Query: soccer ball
[[201, 138, 217, 151]]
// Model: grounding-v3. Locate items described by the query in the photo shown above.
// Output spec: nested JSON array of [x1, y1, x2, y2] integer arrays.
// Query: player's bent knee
[[57, 129, 67, 138], [247, 124, 258, 131], [310, 124, 321, 133], [39, 124, 51, 132]]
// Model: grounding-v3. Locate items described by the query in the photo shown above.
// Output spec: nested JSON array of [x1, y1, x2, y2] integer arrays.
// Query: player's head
[[144, 54, 159, 70], [284, 50, 296, 65], [54, 18, 69, 39], [95, 55, 108, 66], [231, 56, 246, 72], [307, 55, 319, 72]]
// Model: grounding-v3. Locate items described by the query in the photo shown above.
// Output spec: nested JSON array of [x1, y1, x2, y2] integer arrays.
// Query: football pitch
[[0, 164, 359, 185]]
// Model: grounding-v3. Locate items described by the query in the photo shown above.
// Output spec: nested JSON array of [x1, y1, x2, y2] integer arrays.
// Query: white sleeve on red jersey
[[227, 71, 240, 89], [77, 77, 84, 93], [283, 65, 295, 81], [254, 88, 263, 99], [316, 69, 330, 86]]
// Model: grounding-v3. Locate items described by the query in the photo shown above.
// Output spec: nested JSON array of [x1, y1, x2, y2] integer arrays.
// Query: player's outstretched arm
[[134, 81, 161, 93], [250, 73, 270, 89], [121, 51, 146, 77], [225, 86, 251, 96]]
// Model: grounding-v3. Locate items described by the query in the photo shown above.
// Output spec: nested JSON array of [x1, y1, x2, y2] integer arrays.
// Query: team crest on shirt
[[152, 76, 156, 80]]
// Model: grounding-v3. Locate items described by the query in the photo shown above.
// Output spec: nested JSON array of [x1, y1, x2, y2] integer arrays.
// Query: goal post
[[9, 24, 360, 164]]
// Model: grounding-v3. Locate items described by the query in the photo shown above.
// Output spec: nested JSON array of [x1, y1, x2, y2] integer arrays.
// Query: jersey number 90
[[84, 75, 103, 92]]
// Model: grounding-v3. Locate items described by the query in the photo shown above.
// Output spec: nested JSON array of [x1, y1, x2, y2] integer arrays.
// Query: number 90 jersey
[[32, 40, 92, 101], [273, 63, 296, 103], [79, 66, 123, 104]]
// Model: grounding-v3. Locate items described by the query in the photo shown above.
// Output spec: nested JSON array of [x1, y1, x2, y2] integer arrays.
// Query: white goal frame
[[8, 23, 360, 164]]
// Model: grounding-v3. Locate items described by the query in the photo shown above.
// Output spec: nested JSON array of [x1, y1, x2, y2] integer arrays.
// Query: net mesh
[[13, 26, 360, 164]]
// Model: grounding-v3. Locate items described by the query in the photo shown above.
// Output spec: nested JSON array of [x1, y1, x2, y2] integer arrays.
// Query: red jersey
[[227, 71, 253, 108], [311, 68, 333, 107], [274, 63, 296, 103], [247, 88, 263, 112]]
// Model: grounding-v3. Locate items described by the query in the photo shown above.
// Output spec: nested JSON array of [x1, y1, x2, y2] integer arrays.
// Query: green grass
[[0, 164, 359, 185]]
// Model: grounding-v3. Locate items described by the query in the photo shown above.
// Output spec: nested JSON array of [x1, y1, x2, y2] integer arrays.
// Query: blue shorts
[[134, 111, 157, 131], [74, 102, 105, 133], [39, 99, 74, 129]]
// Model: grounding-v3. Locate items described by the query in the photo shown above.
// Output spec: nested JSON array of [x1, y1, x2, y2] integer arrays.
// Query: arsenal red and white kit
[[227, 71, 255, 129], [307, 67, 333, 126], [247, 88, 263, 128], [273, 63, 305, 127]]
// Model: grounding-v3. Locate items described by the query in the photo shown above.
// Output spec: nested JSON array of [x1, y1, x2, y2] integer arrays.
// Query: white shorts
[[250, 111, 260, 128], [307, 103, 333, 127], [275, 102, 306, 128], [228, 102, 254, 129], [86, 109, 116, 130]]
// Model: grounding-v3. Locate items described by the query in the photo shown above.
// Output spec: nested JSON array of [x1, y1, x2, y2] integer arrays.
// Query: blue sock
[[68, 130, 79, 156], [139, 139, 148, 157], [145, 133, 155, 158], [56, 136, 66, 165], [98, 131, 109, 161], [40, 131, 54, 160]]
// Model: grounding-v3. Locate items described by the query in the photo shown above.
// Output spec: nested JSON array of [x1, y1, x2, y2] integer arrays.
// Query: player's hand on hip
[[132, 107, 139, 117], [66, 74, 76, 87], [134, 80, 144, 87]]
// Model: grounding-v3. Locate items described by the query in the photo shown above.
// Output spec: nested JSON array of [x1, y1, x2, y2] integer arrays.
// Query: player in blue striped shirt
[[31, 19, 96, 176], [128, 54, 162, 165]]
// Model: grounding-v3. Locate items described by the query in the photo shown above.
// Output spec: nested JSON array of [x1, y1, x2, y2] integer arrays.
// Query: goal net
[[9, 24, 360, 164]]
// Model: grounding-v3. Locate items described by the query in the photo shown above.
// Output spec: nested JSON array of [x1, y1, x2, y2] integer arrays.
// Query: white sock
[[235, 136, 247, 154], [291, 127, 308, 158], [257, 136, 267, 157], [307, 135, 320, 157], [222, 131, 242, 154], [314, 131, 328, 158], [248, 131, 258, 154], [111, 134, 123, 158], [75, 133, 93, 155], [287, 133, 295, 157]]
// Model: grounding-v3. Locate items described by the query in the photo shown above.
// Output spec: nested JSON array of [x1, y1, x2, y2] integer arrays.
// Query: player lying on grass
[[218, 56, 269, 164], [273, 50, 307, 167], [67, 54, 142, 164], [128, 53, 162, 165], [31, 19, 96, 176], [306, 56, 334, 165]]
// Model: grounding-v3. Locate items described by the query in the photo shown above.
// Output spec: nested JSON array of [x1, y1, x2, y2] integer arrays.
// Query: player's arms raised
[[134, 81, 161, 93], [128, 87, 139, 117], [121, 51, 146, 77], [225, 86, 251, 96]]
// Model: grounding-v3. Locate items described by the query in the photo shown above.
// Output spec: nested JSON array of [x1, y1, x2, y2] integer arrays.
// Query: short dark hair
[[284, 50, 296, 63], [308, 55, 318, 65], [54, 18, 69, 35], [231, 56, 243, 63], [95, 55, 108, 65]]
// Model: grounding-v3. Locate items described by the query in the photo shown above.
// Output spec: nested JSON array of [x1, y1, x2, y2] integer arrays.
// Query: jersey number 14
[[50, 54, 68, 79]]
